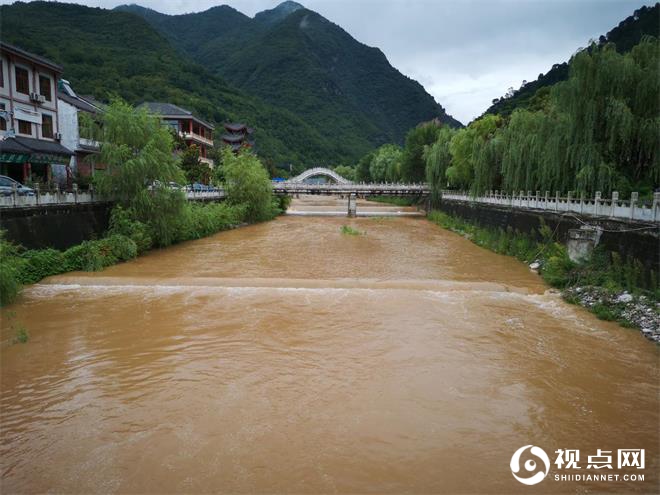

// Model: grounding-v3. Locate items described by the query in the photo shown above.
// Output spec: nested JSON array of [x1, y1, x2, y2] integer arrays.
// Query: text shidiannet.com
[[510, 446, 647, 486]]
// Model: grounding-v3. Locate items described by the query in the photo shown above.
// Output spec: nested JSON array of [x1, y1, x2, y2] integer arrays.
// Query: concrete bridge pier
[[348, 193, 357, 217]]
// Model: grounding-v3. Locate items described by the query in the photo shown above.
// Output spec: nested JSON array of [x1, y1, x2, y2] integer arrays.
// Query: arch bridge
[[289, 167, 353, 185]]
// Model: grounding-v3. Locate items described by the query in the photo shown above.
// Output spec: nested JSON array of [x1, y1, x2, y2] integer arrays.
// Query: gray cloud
[[0, 0, 652, 122]]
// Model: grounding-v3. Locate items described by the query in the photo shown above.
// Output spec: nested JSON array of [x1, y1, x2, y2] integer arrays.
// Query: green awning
[[30, 153, 70, 165], [0, 153, 29, 163]]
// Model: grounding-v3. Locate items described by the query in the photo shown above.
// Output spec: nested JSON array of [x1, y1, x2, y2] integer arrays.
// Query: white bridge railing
[[0, 187, 225, 208], [441, 190, 660, 223], [272, 182, 429, 194]]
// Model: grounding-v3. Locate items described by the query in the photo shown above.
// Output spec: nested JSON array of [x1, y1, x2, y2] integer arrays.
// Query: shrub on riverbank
[[0, 200, 250, 307]]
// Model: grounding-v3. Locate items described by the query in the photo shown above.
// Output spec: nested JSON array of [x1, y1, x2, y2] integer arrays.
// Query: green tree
[[333, 165, 356, 182], [446, 114, 502, 193], [400, 123, 442, 183], [95, 99, 186, 246], [180, 144, 211, 184], [369, 144, 403, 183], [221, 149, 275, 222], [355, 152, 374, 182], [424, 126, 456, 205]]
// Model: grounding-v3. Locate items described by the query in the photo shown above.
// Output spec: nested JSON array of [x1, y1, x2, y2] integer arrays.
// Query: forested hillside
[[483, 3, 659, 118], [117, 1, 461, 159], [0, 2, 351, 167]]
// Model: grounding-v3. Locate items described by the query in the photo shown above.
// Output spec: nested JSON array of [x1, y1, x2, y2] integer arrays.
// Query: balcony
[[200, 156, 214, 168], [78, 137, 101, 151], [180, 131, 213, 147]]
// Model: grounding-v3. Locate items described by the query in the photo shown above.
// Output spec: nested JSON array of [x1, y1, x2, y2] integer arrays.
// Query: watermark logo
[[511, 447, 646, 485], [510, 445, 551, 485]]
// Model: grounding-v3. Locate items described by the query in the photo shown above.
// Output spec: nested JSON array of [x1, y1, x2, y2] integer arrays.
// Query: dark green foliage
[[0, 235, 22, 306], [62, 236, 137, 272], [176, 203, 243, 240], [400, 124, 442, 182], [592, 303, 618, 321], [180, 145, 211, 184], [483, 4, 659, 118], [333, 166, 356, 182], [108, 206, 153, 254], [221, 150, 278, 223], [19, 249, 66, 284], [355, 152, 374, 182], [424, 127, 456, 205]]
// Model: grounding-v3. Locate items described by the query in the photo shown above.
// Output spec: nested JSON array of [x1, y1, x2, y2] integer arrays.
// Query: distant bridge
[[289, 167, 352, 184], [272, 181, 429, 196]]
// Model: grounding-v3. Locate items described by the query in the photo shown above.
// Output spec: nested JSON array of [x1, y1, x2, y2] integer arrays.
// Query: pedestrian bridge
[[289, 167, 352, 184], [272, 181, 429, 196]]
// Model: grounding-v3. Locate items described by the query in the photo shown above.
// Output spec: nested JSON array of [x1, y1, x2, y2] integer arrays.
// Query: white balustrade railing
[[273, 181, 429, 193], [441, 190, 660, 223], [0, 187, 225, 208]]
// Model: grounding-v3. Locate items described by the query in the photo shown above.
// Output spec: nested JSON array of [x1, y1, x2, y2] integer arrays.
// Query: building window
[[42, 114, 53, 138], [0, 118, 6, 131], [17, 120, 32, 135], [39, 75, 51, 101], [0, 61, 4, 88], [15, 67, 29, 95]]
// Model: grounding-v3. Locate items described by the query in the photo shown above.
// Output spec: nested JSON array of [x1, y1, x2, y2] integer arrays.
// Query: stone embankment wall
[[0, 202, 113, 250], [436, 199, 659, 272]]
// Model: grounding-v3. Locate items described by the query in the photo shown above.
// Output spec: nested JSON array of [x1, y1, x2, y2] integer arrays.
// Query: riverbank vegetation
[[0, 101, 283, 307], [428, 210, 659, 334], [427, 38, 659, 197], [355, 37, 659, 199]]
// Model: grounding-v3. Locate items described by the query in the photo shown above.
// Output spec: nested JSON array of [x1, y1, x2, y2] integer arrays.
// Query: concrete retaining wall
[[0, 202, 113, 250], [437, 199, 659, 273]]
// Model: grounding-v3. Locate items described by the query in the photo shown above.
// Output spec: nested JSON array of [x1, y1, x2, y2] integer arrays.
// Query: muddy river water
[[1, 197, 658, 493]]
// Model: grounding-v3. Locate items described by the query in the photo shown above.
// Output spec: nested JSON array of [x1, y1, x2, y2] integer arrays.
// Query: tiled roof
[[0, 137, 32, 154], [139, 102, 214, 129], [13, 136, 73, 156], [58, 92, 101, 114]]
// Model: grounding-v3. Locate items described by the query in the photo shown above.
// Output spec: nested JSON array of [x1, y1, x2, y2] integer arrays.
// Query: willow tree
[[424, 126, 455, 205], [548, 38, 659, 195], [95, 99, 186, 246], [369, 144, 403, 183], [400, 123, 442, 182], [446, 114, 502, 194]]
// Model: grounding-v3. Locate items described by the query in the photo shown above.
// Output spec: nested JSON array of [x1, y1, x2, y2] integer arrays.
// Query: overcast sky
[[1, 0, 652, 123]]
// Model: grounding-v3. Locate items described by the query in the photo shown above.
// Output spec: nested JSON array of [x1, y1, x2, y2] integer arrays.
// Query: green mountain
[[483, 3, 660, 118], [116, 2, 462, 158], [0, 1, 345, 168]]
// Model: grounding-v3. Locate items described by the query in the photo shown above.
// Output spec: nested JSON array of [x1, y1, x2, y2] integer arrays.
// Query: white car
[[0, 175, 35, 196]]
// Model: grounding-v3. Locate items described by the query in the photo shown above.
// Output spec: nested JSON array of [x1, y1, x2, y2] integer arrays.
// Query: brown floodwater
[[1, 197, 658, 494]]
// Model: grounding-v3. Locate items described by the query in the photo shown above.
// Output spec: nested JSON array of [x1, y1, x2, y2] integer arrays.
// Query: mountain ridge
[[115, 1, 462, 153]]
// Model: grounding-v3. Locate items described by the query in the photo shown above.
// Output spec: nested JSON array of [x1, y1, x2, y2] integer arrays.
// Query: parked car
[[0, 175, 35, 196], [147, 180, 184, 192], [189, 182, 214, 192]]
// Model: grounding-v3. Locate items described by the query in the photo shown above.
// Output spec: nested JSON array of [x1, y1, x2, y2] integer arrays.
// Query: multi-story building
[[0, 42, 73, 184], [140, 102, 215, 167], [222, 123, 254, 153], [57, 79, 104, 178]]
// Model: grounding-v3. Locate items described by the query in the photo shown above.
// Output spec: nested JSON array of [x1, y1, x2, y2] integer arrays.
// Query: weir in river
[[0, 197, 658, 493]]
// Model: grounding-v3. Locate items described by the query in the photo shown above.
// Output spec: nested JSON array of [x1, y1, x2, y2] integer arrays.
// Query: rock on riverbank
[[563, 286, 660, 343]]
